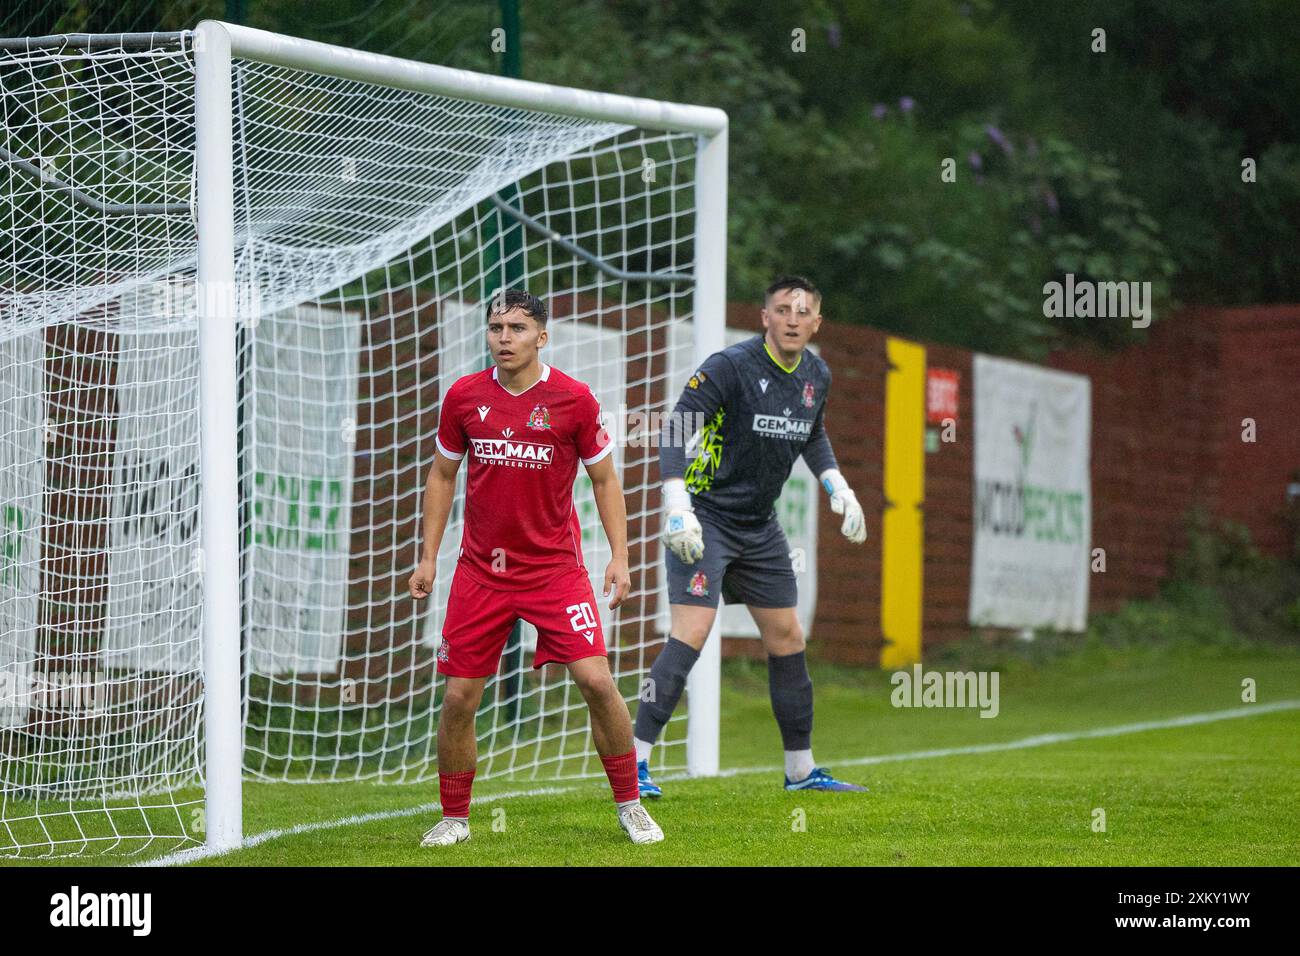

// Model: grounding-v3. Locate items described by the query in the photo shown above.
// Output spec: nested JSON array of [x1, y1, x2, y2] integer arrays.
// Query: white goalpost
[[0, 21, 726, 857]]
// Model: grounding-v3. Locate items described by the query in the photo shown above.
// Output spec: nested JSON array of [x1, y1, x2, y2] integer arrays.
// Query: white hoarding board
[[244, 305, 360, 675], [104, 305, 359, 676], [102, 328, 204, 674], [0, 331, 44, 727], [970, 354, 1091, 632]]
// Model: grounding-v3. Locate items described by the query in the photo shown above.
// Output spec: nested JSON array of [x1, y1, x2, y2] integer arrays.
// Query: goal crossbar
[[207, 22, 727, 137]]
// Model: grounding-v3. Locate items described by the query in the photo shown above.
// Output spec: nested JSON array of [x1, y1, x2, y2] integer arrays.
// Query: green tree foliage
[[5, 0, 1295, 357], [516, 0, 1190, 355], [996, 0, 1300, 309]]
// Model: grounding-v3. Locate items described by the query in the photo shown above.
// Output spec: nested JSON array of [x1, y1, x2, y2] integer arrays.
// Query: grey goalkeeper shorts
[[665, 508, 798, 609]]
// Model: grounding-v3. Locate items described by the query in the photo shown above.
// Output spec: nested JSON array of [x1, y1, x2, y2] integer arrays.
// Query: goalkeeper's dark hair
[[765, 275, 822, 303], [487, 289, 548, 326]]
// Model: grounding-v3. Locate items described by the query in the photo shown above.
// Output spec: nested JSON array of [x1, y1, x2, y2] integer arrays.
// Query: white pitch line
[[702, 698, 1300, 777], [141, 699, 1300, 867], [140, 785, 577, 868]]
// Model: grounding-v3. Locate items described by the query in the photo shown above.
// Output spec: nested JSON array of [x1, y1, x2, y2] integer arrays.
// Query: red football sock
[[601, 750, 639, 804], [439, 769, 476, 819]]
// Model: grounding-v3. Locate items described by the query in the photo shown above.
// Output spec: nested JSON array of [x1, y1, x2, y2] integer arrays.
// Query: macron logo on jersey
[[470, 436, 554, 468], [752, 414, 813, 440]]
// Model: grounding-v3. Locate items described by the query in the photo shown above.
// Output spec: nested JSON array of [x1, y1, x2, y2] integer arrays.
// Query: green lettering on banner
[[777, 477, 808, 538], [1023, 486, 1045, 541], [246, 474, 260, 548], [1067, 492, 1083, 544], [279, 474, 299, 550], [325, 480, 344, 551], [246, 472, 347, 553], [1, 504, 24, 588], [305, 478, 325, 550], [1021, 485, 1084, 544], [575, 475, 598, 547]]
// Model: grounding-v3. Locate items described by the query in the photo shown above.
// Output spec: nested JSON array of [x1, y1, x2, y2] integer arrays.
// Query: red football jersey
[[435, 362, 613, 591]]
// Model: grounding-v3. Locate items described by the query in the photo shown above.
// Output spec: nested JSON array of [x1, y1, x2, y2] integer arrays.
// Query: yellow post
[[880, 337, 925, 669]]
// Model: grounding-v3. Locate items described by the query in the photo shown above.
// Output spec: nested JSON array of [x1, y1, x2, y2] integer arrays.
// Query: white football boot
[[618, 802, 665, 845], [420, 818, 471, 847]]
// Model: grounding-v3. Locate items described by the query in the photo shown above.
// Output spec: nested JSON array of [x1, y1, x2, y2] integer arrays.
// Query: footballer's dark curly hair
[[764, 275, 822, 303], [486, 289, 548, 326]]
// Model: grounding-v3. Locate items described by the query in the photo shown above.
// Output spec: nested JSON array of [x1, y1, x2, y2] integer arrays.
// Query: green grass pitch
[[6, 634, 1299, 867]]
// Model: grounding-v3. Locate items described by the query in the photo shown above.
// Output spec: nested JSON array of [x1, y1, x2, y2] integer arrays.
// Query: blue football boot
[[637, 759, 663, 800], [784, 767, 869, 792]]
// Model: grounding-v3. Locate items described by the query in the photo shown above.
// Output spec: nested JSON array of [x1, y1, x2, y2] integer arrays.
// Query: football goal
[[0, 21, 727, 857]]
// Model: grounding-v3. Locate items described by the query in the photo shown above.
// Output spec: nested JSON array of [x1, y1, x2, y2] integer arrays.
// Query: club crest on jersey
[[688, 571, 709, 597], [803, 382, 815, 408], [527, 404, 551, 430]]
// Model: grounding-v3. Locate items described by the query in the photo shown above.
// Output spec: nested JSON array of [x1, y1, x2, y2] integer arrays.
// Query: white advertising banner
[[244, 305, 360, 675], [0, 331, 44, 727], [102, 327, 204, 674], [103, 304, 360, 676], [970, 354, 1091, 632]]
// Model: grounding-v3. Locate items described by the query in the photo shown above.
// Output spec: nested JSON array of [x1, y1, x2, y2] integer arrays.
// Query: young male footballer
[[409, 290, 664, 846], [637, 275, 869, 796]]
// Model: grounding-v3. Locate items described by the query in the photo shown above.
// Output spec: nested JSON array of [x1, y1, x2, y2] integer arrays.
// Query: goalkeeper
[[636, 276, 868, 796]]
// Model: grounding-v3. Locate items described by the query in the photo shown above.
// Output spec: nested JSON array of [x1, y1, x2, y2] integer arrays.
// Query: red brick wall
[[346, 297, 1298, 669], [1047, 309, 1222, 612], [1207, 306, 1300, 557], [917, 342, 975, 648], [722, 303, 1300, 665], [1048, 305, 1300, 606]]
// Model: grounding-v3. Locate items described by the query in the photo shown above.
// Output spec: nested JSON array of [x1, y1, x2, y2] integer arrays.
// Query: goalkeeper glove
[[661, 478, 704, 563], [821, 468, 866, 544]]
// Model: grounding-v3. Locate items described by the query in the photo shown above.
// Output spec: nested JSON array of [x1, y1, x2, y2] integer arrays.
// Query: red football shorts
[[437, 566, 608, 678]]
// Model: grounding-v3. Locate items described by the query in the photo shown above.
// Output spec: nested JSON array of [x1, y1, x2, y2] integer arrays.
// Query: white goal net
[[0, 25, 725, 857]]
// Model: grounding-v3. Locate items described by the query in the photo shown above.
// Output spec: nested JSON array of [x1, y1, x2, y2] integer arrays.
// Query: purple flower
[[826, 23, 842, 48], [899, 96, 915, 113], [968, 151, 983, 171], [872, 103, 888, 120], [985, 123, 1015, 156]]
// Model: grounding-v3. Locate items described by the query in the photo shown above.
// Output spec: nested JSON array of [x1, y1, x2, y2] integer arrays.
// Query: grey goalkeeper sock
[[768, 650, 814, 752], [633, 637, 700, 745]]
